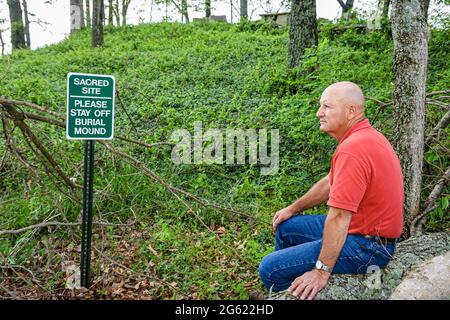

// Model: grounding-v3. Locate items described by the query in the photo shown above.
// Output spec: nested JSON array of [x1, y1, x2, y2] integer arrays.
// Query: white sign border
[[66, 72, 116, 140]]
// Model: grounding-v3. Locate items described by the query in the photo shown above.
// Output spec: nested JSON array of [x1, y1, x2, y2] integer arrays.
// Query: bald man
[[258, 82, 404, 300]]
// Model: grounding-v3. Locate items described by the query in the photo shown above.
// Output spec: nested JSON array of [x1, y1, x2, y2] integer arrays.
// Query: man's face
[[316, 89, 348, 138]]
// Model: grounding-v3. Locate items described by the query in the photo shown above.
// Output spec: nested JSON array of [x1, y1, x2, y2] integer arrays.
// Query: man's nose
[[316, 107, 323, 118]]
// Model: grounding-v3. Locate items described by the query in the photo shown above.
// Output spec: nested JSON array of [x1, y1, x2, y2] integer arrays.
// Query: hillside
[[0, 20, 448, 299]]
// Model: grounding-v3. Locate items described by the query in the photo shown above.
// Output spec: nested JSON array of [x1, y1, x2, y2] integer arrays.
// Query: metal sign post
[[66, 72, 115, 288]]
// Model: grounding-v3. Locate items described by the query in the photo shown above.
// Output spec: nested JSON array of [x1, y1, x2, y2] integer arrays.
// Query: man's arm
[[287, 206, 353, 300], [272, 174, 330, 234]]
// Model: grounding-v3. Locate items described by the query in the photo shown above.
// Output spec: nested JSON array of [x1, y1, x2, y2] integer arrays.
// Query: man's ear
[[347, 105, 356, 119]]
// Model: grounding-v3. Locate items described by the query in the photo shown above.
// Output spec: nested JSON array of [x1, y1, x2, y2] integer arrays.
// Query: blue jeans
[[258, 214, 397, 292]]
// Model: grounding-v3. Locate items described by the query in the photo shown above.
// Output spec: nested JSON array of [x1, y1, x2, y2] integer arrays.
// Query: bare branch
[[1, 101, 77, 190], [411, 166, 450, 235], [426, 98, 450, 110], [116, 89, 138, 134], [425, 109, 450, 146], [99, 141, 257, 269], [0, 215, 137, 236], [0, 96, 64, 120], [426, 90, 450, 96]]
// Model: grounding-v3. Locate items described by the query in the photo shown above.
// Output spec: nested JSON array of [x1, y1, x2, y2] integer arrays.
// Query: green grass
[[0, 19, 448, 299]]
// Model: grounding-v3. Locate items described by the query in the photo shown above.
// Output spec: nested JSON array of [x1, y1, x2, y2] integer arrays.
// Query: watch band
[[315, 260, 333, 273]]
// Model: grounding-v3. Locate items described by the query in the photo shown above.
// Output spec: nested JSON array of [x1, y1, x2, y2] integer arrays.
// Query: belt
[[361, 235, 397, 246]]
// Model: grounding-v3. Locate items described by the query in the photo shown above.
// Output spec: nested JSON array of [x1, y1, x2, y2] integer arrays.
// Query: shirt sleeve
[[327, 152, 369, 213]]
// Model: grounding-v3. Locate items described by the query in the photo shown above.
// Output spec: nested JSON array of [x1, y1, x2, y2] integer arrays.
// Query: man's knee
[[258, 254, 277, 290], [258, 254, 287, 292]]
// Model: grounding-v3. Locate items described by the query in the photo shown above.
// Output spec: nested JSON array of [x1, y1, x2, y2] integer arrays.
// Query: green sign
[[66, 72, 115, 140]]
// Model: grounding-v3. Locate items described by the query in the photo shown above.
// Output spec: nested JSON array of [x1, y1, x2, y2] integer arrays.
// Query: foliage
[[0, 18, 448, 299]]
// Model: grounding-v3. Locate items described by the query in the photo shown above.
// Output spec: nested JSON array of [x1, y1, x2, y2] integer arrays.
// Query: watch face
[[316, 260, 322, 269]]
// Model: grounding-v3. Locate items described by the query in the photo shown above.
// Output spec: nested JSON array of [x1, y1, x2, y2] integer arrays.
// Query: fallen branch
[[426, 98, 450, 110], [0, 210, 137, 236], [0, 284, 23, 300], [1, 118, 49, 191], [116, 89, 138, 134], [100, 141, 257, 269], [0, 98, 173, 150], [365, 96, 392, 109], [0, 96, 65, 120], [410, 166, 450, 235], [426, 90, 450, 97], [2, 101, 77, 190], [425, 109, 450, 146]]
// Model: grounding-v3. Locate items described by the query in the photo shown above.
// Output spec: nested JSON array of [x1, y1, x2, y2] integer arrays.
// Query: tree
[[240, 0, 248, 20], [181, 0, 189, 22], [288, 0, 317, 70], [86, 0, 91, 27], [108, 0, 113, 25], [205, 0, 211, 18], [71, 0, 86, 33], [7, 0, 26, 50], [110, 0, 132, 26], [156, 1, 190, 23], [391, 0, 429, 233], [21, 0, 30, 48], [381, 0, 391, 19], [92, 0, 104, 47], [122, 0, 132, 26], [336, 0, 354, 19], [0, 19, 5, 55]]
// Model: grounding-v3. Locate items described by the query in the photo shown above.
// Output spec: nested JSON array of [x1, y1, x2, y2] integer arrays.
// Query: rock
[[267, 232, 450, 300], [389, 251, 450, 300]]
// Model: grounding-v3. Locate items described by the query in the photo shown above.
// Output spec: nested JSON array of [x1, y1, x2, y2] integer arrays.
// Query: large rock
[[389, 251, 450, 300], [268, 232, 450, 300]]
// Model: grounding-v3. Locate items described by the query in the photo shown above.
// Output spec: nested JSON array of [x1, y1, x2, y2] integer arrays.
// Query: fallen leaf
[[147, 243, 160, 256]]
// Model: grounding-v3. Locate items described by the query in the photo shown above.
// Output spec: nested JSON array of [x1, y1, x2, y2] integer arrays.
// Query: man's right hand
[[272, 206, 296, 235]]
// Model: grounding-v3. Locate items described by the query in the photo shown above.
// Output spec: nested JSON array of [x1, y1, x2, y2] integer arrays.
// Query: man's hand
[[287, 269, 330, 300], [272, 207, 295, 235]]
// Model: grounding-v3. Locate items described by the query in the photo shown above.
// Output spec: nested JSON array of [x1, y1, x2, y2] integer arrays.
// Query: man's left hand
[[287, 269, 330, 300]]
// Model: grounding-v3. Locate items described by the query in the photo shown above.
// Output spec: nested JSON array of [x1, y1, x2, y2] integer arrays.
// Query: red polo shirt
[[327, 119, 404, 238]]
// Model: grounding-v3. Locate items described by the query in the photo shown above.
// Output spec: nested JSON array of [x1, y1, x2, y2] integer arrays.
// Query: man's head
[[317, 81, 366, 141]]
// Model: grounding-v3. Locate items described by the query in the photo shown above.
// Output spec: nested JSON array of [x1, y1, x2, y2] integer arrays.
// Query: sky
[[0, 0, 447, 54], [0, 0, 345, 53]]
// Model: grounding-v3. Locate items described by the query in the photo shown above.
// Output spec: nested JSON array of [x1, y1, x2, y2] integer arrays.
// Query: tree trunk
[[122, 0, 132, 26], [113, 0, 120, 26], [7, 0, 26, 50], [288, 0, 318, 70], [0, 29, 5, 55], [71, 0, 85, 33], [205, 0, 211, 18], [86, 0, 91, 27], [391, 0, 429, 233], [230, 0, 233, 24], [421, 0, 430, 20], [108, 0, 113, 25], [240, 0, 247, 21], [181, 0, 189, 23], [92, 0, 104, 47], [21, 0, 30, 48], [337, 0, 354, 19], [381, 0, 390, 19]]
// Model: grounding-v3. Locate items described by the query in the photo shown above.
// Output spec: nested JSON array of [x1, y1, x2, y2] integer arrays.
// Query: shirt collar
[[339, 118, 371, 144]]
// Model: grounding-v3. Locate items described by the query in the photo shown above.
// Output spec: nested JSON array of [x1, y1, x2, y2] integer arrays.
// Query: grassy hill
[[0, 19, 448, 299]]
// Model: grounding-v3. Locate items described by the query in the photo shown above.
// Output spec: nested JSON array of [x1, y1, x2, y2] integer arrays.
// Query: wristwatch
[[315, 260, 333, 273]]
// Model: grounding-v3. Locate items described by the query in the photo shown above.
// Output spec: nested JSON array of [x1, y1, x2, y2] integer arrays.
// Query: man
[[258, 81, 404, 300]]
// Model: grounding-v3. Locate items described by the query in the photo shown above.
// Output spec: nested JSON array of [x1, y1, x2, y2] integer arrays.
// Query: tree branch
[[0, 211, 137, 236], [410, 166, 450, 235], [425, 109, 450, 146]]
